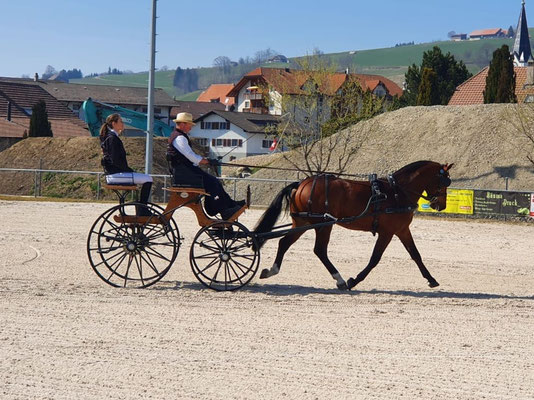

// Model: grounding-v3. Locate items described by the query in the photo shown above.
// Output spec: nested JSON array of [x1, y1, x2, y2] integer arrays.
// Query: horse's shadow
[[155, 281, 534, 301]]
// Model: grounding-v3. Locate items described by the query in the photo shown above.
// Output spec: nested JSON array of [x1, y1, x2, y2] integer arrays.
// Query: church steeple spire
[[513, 0, 532, 66]]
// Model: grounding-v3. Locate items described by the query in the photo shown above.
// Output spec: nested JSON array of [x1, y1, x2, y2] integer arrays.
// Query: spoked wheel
[[190, 221, 260, 291], [87, 202, 180, 288]]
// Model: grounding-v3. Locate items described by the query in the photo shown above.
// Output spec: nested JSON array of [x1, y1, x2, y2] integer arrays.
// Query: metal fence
[[0, 167, 296, 206], [1, 168, 533, 219]]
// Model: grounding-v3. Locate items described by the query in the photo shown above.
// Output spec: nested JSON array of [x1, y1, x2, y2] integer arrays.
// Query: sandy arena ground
[[0, 200, 533, 399]]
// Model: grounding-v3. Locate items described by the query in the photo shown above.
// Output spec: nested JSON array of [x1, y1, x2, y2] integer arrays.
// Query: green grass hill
[[71, 31, 534, 98]]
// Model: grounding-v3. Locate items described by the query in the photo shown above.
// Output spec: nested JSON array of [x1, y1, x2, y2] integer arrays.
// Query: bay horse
[[253, 160, 453, 290]]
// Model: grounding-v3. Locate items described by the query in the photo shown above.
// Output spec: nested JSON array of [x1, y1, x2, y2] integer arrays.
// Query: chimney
[[34, 73, 39, 81], [7, 101, 11, 121], [527, 60, 534, 85]]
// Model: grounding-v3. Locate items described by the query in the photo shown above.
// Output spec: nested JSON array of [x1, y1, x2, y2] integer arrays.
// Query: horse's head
[[425, 163, 454, 211]]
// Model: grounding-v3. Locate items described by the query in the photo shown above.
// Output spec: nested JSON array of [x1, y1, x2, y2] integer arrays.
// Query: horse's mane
[[392, 160, 437, 178]]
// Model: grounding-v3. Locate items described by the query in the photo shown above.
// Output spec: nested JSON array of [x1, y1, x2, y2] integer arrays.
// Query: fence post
[[96, 173, 101, 200], [38, 159, 43, 196], [34, 170, 38, 198], [163, 175, 167, 203], [505, 177, 509, 191]]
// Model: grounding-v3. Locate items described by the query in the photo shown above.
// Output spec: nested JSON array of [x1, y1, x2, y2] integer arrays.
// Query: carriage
[[87, 161, 453, 292]]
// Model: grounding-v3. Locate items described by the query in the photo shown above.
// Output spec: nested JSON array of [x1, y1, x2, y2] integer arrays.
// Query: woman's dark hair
[[99, 113, 121, 137]]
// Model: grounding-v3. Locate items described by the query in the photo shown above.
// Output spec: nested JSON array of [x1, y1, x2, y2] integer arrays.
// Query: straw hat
[[173, 112, 196, 125]]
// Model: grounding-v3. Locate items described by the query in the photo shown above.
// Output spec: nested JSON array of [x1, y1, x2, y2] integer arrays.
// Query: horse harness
[[292, 170, 450, 235]]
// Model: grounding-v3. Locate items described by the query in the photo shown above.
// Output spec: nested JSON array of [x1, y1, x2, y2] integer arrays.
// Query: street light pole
[[145, 0, 157, 175]]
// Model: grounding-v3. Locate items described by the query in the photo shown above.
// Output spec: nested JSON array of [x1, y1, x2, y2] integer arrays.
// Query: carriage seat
[[103, 183, 139, 204]]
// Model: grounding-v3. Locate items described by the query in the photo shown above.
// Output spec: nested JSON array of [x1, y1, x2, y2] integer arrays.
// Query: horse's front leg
[[347, 232, 393, 289], [396, 227, 439, 288], [313, 225, 347, 290], [259, 228, 305, 279]]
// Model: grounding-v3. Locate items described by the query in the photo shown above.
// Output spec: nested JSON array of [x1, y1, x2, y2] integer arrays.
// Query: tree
[[483, 45, 516, 104], [417, 68, 439, 105], [402, 46, 472, 106], [447, 31, 457, 38], [28, 100, 53, 137], [508, 104, 534, 165], [42, 65, 57, 80], [263, 55, 388, 176]]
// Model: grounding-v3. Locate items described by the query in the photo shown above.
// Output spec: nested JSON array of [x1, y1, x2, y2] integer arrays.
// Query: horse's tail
[[253, 181, 300, 250]]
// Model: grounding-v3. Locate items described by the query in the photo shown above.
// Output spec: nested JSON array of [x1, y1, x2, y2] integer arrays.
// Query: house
[[448, 65, 534, 105], [450, 33, 467, 41], [170, 101, 225, 121], [189, 110, 281, 162], [449, 1, 534, 104], [267, 55, 289, 63], [0, 77, 178, 130], [226, 67, 402, 116], [469, 28, 506, 40], [0, 80, 89, 148], [197, 84, 235, 107]]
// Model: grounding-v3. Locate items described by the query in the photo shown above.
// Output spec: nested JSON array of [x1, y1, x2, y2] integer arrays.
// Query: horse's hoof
[[428, 280, 440, 288], [259, 269, 270, 279], [347, 277, 357, 290], [336, 282, 348, 291]]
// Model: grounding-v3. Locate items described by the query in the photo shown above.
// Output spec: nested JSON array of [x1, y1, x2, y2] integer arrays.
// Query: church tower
[[513, 0, 533, 66]]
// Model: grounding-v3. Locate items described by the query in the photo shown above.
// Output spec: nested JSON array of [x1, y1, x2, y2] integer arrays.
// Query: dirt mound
[[228, 104, 534, 205], [0, 137, 170, 198]]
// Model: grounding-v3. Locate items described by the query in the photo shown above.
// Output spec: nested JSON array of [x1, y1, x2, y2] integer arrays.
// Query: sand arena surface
[[0, 200, 533, 399]]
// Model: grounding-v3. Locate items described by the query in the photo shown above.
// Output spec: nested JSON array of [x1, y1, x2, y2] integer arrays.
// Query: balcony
[[243, 92, 263, 100], [242, 107, 268, 114]]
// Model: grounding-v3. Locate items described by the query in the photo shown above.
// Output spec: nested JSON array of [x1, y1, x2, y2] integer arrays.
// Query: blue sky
[[0, 0, 527, 78]]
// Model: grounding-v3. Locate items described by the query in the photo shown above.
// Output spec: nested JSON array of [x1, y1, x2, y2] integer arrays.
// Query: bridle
[[418, 168, 451, 204], [390, 167, 451, 206]]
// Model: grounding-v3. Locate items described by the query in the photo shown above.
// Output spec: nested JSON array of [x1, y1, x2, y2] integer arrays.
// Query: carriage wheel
[[190, 221, 260, 291], [87, 202, 180, 288]]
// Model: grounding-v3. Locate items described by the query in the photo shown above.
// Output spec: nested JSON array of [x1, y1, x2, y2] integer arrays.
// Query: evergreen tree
[[484, 45, 516, 104], [417, 68, 439, 105], [402, 46, 472, 106], [28, 100, 53, 137]]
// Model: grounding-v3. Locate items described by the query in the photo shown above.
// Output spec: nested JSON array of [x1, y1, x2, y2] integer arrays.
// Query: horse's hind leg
[[313, 225, 347, 290], [396, 227, 439, 288], [259, 227, 305, 279], [347, 232, 393, 289]]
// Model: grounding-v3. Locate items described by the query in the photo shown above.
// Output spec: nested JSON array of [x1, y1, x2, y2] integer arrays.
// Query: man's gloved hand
[[207, 158, 220, 166]]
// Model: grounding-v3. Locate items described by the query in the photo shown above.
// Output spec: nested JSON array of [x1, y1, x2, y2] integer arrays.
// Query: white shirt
[[172, 135, 203, 166]]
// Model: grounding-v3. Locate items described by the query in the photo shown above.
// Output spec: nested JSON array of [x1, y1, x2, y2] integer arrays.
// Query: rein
[[218, 161, 368, 179]]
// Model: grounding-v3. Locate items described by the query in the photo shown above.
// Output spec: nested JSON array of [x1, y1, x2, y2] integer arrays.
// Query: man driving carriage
[[167, 112, 245, 220]]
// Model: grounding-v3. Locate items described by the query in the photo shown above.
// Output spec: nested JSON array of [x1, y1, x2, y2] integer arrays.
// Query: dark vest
[[167, 129, 194, 167]]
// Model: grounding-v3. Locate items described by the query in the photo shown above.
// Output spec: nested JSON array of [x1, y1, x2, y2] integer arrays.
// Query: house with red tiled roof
[[469, 28, 506, 40], [227, 67, 402, 115], [197, 84, 235, 107], [0, 81, 89, 141], [448, 66, 534, 105]]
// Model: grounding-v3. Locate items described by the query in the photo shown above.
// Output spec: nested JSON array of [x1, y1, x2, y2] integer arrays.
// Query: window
[[202, 121, 229, 130], [262, 139, 274, 149], [195, 138, 208, 146], [244, 100, 250, 108], [211, 138, 242, 147]]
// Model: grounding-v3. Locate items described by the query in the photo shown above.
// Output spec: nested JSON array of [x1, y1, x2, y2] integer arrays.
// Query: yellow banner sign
[[418, 189, 474, 214]]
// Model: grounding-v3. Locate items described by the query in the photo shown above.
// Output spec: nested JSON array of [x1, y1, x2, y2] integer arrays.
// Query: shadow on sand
[[154, 280, 534, 301]]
